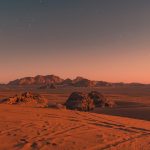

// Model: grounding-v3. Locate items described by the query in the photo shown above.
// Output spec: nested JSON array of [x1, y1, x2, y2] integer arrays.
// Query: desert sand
[[0, 104, 150, 150], [0, 85, 150, 150]]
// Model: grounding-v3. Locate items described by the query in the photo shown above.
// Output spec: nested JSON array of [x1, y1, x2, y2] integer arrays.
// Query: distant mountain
[[39, 83, 57, 89], [8, 75, 64, 85], [127, 82, 146, 86], [96, 81, 112, 86], [72, 77, 95, 87], [62, 78, 73, 86], [72, 77, 85, 83], [8, 75, 96, 87], [8, 75, 147, 87]]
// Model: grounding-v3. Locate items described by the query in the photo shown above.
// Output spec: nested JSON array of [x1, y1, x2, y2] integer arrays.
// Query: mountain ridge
[[7, 75, 147, 87]]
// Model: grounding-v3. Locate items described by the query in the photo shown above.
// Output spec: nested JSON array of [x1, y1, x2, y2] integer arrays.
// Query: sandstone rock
[[3, 92, 48, 107], [65, 92, 95, 111], [88, 91, 115, 108], [65, 91, 115, 111]]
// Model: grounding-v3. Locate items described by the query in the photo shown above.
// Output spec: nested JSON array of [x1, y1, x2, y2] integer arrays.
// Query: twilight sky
[[0, 0, 150, 83]]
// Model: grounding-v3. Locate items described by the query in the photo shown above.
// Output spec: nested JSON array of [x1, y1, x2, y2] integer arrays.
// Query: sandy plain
[[0, 85, 150, 150]]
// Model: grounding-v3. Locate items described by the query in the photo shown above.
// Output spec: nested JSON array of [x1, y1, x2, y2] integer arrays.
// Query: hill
[[8, 75, 148, 87], [8, 75, 64, 85]]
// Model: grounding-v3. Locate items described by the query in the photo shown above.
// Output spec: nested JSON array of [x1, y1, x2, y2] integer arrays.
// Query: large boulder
[[2, 92, 48, 107], [65, 92, 95, 111], [88, 91, 115, 108], [65, 91, 115, 111]]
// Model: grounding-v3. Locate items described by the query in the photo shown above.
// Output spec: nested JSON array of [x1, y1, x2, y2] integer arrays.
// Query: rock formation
[[65, 91, 115, 111], [88, 91, 115, 107], [65, 92, 95, 111], [7, 74, 146, 87], [2, 92, 48, 107]]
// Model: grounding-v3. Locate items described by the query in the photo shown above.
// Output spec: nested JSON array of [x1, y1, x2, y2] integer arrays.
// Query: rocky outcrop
[[65, 91, 115, 111], [65, 92, 95, 111], [8, 75, 64, 85], [2, 92, 48, 107], [88, 91, 115, 108]]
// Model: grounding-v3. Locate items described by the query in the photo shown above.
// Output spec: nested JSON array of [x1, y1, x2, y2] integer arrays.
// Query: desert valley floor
[[0, 86, 150, 150]]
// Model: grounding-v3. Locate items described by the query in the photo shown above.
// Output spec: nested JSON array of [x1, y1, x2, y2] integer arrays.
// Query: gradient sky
[[0, 0, 150, 83]]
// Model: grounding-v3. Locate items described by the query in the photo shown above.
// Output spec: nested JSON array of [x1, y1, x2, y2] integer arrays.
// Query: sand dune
[[0, 104, 149, 150]]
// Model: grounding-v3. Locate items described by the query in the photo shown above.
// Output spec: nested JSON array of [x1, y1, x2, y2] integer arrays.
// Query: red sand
[[0, 104, 149, 150]]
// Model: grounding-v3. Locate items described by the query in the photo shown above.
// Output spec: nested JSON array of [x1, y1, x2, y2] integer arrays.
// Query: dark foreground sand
[[0, 104, 150, 150], [93, 106, 150, 121]]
